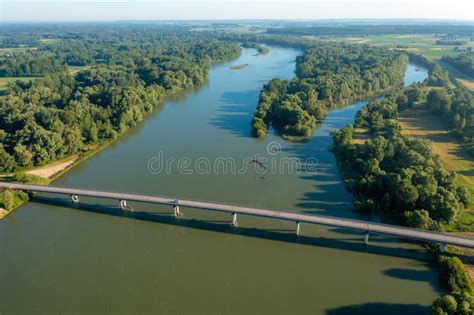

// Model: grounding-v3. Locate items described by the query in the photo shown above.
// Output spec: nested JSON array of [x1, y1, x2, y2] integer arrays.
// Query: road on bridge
[[1, 182, 473, 249]]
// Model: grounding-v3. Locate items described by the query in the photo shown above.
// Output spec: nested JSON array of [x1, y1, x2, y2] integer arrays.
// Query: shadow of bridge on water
[[30, 195, 437, 263]]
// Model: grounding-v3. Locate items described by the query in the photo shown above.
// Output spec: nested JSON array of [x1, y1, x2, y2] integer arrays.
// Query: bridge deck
[[1, 182, 473, 249]]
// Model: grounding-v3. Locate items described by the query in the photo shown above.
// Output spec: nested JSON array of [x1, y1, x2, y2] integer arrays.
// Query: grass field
[[335, 34, 473, 59], [68, 65, 88, 75], [398, 109, 474, 231]]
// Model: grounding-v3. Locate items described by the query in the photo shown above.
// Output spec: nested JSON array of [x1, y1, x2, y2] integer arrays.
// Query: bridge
[[1, 182, 473, 250]]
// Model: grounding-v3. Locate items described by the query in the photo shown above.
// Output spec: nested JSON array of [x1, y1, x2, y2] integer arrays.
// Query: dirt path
[[26, 156, 78, 179]]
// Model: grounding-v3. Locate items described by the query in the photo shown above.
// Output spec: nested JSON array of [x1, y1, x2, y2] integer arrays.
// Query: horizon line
[[1, 18, 474, 24]]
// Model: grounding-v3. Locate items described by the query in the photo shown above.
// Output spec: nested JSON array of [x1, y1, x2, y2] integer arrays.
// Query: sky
[[1, 0, 473, 23]]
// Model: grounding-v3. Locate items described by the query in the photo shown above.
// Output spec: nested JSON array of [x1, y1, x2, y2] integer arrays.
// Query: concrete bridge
[[1, 182, 473, 250]]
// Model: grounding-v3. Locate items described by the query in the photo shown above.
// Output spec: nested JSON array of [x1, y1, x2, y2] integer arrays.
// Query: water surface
[[0, 47, 435, 314]]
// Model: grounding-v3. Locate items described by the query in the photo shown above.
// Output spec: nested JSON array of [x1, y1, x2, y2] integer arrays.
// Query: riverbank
[[0, 137, 120, 219], [0, 48, 243, 219], [25, 156, 78, 179]]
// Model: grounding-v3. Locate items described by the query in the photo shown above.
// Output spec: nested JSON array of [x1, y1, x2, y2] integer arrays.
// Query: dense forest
[[0, 51, 68, 76], [0, 27, 241, 172], [332, 88, 470, 226], [267, 24, 474, 37], [0, 24, 241, 77], [332, 54, 474, 225], [251, 43, 408, 138], [432, 256, 474, 314], [442, 53, 474, 78]]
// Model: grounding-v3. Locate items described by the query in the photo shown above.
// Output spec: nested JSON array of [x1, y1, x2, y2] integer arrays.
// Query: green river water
[[0, 46, 436, 314]]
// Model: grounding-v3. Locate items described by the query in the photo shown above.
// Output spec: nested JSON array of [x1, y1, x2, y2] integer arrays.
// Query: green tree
[[1, 190, 15, 211]]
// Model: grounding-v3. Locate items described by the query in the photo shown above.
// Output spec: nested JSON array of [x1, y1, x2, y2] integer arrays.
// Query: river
[[0, 46, 435, 314]]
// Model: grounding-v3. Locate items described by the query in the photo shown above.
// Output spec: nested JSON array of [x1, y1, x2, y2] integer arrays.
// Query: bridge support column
[[231, 213, 238, 227], [71, 194, 79, 203], [119, 200, 128, 210], [173, 200, 181, 217], [439, 243, 446, 253], [364, 231, 370, 245], [296, 221, 300, 236]]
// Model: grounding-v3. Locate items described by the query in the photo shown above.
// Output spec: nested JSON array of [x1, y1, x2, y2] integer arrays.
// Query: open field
[[335, 34, 473, 59], [67, 65, 88, 75], [352, 127, 369, 145], [398, 109, 474, 231]]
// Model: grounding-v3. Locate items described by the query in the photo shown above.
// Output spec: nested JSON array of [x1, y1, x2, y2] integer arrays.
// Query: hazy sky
[[1, 0, 473, 22]]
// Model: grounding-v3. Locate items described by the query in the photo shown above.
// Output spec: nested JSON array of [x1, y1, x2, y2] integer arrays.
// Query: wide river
[[0, 46, 435, 314]]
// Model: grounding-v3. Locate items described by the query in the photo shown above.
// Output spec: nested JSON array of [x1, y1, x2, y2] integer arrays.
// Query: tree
[[13, 144, 33, 167], [252, 43, 408, 139], [0, 145, 16, 172], [1, 190, 15, 211], [432, 295, 458, 315], [439, 256, 474, 294], [404, 209, 438, 230]]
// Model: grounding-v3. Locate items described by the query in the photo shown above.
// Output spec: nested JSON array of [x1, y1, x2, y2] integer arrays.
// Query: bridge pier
[[173, 200, 181, 217], [1, 182, 474, 250], [231, 213, 238, 227], [71, 194, 79, 203], [296, 221, 300, 236], [364, 231, 370, 245], [119, 200, 128, 210]]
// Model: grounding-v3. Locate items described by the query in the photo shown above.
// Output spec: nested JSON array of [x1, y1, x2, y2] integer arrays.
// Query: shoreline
[[0, 139, 114, 220], [0, 51, 244, 220]]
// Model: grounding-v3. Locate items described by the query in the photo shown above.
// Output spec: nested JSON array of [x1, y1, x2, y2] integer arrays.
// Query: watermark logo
[[266, 141, 281, 156], [146, 141, 318, 176]]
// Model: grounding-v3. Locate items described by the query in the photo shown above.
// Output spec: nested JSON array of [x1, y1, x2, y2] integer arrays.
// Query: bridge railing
[[1, 182, 473, 249]]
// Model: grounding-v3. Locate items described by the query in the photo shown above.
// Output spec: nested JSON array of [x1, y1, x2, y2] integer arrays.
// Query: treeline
[[436, 39, 468, 46], [251, 43, 408, 139], [0, 189, 28, 212], [332, 87, 469, 226], [0, 23, 240, 77], [0, 51, 68, 76], [266, 24, 474, 37], [432, 256, 474, 315], [0, 38, 240, 172], [217, 33, 312, 50], [426, 85, 474, 155], [241, 42, 269, 55], [406, 53, 474, 155], [442, 53, 474, 78]]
